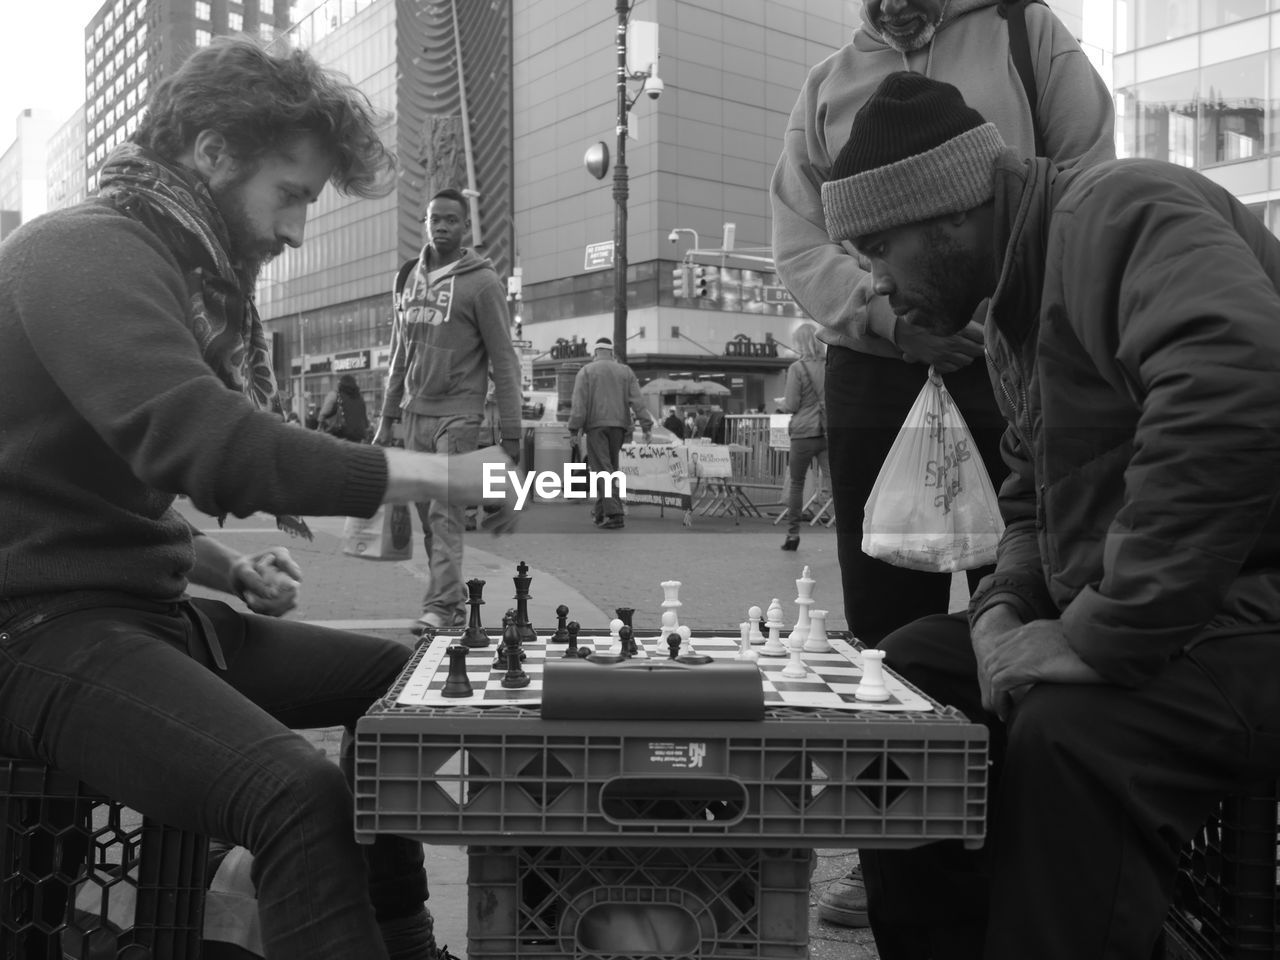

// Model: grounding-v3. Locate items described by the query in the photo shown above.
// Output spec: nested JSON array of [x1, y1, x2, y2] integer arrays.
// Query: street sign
[[763, 285, 794, 304], [584, 241, 615, 270]]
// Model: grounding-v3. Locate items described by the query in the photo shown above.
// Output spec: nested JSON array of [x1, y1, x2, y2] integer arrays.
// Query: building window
[[1197, 55, 1264, 166], [260, 0, 272, 14], [259, 23, 273, 41], [229, 11, 242, 30], [195, 1, 211, 20], [196, 28, 212, 46]]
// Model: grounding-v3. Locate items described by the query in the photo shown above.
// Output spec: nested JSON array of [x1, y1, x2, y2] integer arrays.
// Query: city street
[[180, 496, 972, 959]]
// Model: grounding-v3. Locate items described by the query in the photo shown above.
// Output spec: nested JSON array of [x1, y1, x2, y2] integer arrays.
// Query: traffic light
[[672, 264, 692, 299], [694, 265, 717, 298]]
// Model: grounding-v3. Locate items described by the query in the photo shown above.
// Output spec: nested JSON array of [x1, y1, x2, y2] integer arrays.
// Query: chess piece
[[735, 621, 760, 663], [461, 578, 491, 649], [804, 608, 833, 653], [659, 579, 682, 630], [657, 610, 678, 648], [618, 625, 634, 659], [441, 644, 474, 697], [615, 607, 637, 655], [667, 632, 681, 660], [607, 617, 624, 655], [562, 619, 580, 658], [760, 598, 787, 656], [790, 565, 815, 649], [568, 621, 591, 658], [512, 560, 538, 645], [856, 648, 891, 702], [551, 604, 570, 644], [500, 615, 530, 689], [676, 625, 693, 657], [747, 605, 765, 645], [781, 641, 809, 678]]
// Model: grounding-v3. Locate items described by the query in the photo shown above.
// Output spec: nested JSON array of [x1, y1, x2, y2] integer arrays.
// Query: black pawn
[[462, 578, 491, 649], [562, 619, 580, 658], [551, 604, 570, 644], [569, 621, 591, 658], [615, 607, 636, 655], [441, 644, 473, 698], [667, 632, 682, 660], [500, 615, 529, 689]]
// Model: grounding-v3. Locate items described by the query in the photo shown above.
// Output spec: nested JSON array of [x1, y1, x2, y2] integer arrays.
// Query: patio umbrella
[[640, 377, 684, 395]]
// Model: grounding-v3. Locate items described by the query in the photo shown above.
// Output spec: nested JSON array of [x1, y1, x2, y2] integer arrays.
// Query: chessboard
[[395, 632, 934, 712]]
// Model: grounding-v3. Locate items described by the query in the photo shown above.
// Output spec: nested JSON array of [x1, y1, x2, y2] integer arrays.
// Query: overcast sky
[[0, 0, 108, 147]]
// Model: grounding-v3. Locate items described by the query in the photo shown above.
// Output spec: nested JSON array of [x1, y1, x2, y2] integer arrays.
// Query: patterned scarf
[[97, 144, 311, 539]]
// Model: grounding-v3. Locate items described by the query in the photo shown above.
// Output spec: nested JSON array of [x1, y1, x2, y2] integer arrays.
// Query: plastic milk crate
[[0, 758, 207, 960], [1164, 782, 1280, 960], [353, 630, 989, 848], [466, 845, 810, 960]]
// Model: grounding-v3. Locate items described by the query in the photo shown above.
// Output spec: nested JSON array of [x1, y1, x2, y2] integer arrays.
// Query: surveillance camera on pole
[[642, 73, 663, 101]]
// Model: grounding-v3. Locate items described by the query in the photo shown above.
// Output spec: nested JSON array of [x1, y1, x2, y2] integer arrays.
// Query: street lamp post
[[612, 0, 630, 363]]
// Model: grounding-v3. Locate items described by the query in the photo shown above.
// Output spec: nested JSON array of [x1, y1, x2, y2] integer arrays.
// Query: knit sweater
[[770, 0, 1114, 355], [0, 202, 388, 604]]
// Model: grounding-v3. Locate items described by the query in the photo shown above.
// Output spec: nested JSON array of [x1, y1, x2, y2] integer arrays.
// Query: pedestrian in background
[[780, 323, 829, 551], [317, 373, 370, 442], [567, 337, 653, 529], [662, 406, 686, 439], [769, 0, 1114, 932], [375, 187, 522, 640]]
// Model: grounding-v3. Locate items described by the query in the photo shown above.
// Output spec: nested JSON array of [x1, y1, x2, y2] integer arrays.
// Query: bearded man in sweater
[[0, 38, 515, 960]]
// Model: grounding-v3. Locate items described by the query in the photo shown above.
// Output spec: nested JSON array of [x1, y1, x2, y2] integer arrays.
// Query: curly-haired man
[[0, 38, 512, 960]]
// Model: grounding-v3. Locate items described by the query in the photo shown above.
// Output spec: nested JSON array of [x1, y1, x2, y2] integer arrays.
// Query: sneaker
[[599, 517, 625, 529], [818, 867, 869, 927]]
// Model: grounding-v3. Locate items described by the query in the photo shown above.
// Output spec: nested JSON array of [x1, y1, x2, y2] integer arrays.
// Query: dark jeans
[[825, 348, 1007, 645], [785, 434, 829, 536], [0, 597, 426, 960], [584, 425, 627, 521], [863, 612, 1280, 959]]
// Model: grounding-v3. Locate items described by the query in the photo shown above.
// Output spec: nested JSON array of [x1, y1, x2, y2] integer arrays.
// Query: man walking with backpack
[[374, 188, 522, 639]]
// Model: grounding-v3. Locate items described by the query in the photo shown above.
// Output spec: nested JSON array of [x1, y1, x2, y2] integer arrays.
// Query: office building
[[0, 109, 56, 240], [47, 107, 88, 213], [1113, 0, 1277, 226]]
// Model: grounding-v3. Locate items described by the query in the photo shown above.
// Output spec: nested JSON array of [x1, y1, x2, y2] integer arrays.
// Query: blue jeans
[[405, 411, 481, 625], [0, 596, 426, 960], [785, 434, 830, 535]]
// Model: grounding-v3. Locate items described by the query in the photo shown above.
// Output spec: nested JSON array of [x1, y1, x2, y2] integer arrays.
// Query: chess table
[[354, 628, 988, 959]]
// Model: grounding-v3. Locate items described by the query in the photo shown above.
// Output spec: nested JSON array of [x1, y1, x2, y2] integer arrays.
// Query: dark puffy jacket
[[970, 153, 1280, 687]]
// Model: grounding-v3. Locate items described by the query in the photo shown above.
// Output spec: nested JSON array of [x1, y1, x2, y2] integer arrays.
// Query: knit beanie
[[822, 72, 1006, 242]]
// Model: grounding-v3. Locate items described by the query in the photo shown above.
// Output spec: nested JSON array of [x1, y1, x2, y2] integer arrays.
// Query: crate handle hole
[[600, 777, 746, 824], [575, 902, 699, 954]]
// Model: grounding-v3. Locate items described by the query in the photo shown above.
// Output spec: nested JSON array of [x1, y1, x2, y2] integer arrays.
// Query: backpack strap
[[393, 257, 419, 301], [999, 0, 1046, 157]]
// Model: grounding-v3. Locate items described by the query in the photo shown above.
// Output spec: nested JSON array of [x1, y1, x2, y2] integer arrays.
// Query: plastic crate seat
[[1165, 781, 1279, 960], [468, 845, 810, 960], [0, 757, 207, 959]]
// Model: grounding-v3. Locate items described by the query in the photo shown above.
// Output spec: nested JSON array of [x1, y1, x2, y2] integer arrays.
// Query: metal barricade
[[723, 415, 787, 507]]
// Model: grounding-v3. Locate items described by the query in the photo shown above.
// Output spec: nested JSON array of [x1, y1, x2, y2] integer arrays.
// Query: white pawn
[[657, 610, 679, 648], [856, 648, 891, 702], [781, 641, 809, 678], [761, 598, 787, 657], [747, 606, 765, 645], [607, 617, 623, 654], [735, 621, 760, 662], [677, 625, 693, 657], [804, 609, 833, 653]]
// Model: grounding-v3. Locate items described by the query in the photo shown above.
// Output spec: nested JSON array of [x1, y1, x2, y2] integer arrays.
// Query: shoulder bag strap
[[1000, 0, 1046, 157]]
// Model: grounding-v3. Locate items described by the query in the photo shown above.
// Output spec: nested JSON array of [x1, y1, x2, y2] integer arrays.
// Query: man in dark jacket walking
[[821, 72, 1280, 959], [567, 338, 652, 529]]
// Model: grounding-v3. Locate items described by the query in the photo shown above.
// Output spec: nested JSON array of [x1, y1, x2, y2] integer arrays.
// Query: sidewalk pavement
[[179, 496, 973, 959]]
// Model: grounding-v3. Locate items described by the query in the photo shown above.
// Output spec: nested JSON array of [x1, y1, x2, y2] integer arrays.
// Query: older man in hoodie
[[376, 188, 523, 639], [770, 0, 1114, 933]]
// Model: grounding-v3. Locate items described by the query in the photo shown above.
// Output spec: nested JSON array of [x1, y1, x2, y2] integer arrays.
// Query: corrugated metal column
[[449, 0, 482, 246]]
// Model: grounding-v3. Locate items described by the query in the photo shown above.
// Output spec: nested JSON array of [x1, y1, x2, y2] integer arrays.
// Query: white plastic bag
[[862, 368, 1004, 572]]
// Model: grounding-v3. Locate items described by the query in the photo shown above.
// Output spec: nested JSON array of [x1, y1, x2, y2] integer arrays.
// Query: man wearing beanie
[[567, 338, 653, 529], [826, 71, 1280, 960], [770, 0, 1113, 929]]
